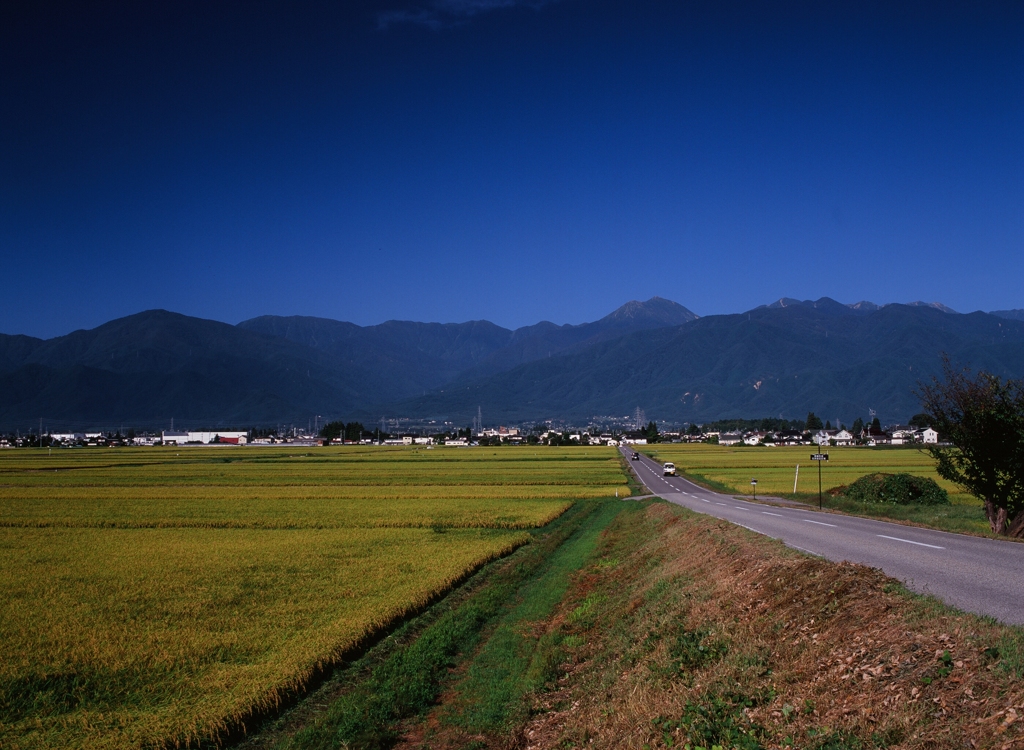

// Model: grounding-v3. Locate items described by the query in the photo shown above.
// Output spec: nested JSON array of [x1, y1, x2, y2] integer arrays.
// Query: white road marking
[[734, 506, 749, 511], [716, 502, 728, 506], [803, 519, 837, 527], [877, 534, 945, 550], [789, 543, 821, 557], [736, 523, 762, 534], [761, 511, 783, 517], [701, 499, 711, 503]]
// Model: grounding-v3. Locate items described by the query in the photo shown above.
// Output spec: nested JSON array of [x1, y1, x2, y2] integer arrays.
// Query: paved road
[[620, 447, 1024, 626]]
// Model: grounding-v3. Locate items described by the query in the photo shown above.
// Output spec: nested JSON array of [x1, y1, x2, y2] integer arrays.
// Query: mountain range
[[1, 298, 1022, 430]]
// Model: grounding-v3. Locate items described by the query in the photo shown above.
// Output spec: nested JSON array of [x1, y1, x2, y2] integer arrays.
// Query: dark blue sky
[[2, 1, 1021, 339]]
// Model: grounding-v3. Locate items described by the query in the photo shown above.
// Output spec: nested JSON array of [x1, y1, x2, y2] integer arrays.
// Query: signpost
[[750, 478, 757, 501], [811, 453, 829, 509]]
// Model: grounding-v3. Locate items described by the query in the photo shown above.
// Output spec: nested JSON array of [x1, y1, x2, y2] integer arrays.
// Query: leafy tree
[[320, 421, 344, 441], [908, 412, 933, 429], [918, 360, 1024, 537], [805, 412, 823, 430], [825, 420, 832, 430], [870, 417, 881, 432], [851, 417, 864, 435], [645, 421, 661, 443]]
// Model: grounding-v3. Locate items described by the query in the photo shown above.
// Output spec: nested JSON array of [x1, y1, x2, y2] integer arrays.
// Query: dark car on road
[[631, 452, 640, 460]]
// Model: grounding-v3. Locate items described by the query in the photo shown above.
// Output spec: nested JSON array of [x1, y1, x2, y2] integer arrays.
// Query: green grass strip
[[441, 500, 625, 732], [282, 501, 615, 750]]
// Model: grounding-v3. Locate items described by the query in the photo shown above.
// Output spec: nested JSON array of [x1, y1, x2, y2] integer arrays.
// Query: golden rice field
[[644, 443, 979, 506], [0, 445, 627, 749]]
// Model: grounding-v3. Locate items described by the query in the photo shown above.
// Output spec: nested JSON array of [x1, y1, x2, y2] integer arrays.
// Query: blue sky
[[2, 0, 1021, 339]]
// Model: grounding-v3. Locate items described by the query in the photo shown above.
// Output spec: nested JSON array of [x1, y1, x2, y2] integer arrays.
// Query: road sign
[[811, 453, 829, 461]]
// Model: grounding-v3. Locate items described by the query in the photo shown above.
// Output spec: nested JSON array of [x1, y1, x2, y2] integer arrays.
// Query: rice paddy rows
[[0, 445, 627, 749], [644, 443, 977, 505], [1, 526, 526, 750]]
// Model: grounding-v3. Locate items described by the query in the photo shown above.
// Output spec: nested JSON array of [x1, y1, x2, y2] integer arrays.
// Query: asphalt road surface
[[620, 447, 1024, 626]]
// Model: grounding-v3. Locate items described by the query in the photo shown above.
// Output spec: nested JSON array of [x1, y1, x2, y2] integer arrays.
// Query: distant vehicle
[[631, 452, 640, 460], [663, 462, 676, 476]]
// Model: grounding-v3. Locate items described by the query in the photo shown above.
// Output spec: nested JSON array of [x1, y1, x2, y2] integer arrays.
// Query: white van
[[663, 462, 676, 476]]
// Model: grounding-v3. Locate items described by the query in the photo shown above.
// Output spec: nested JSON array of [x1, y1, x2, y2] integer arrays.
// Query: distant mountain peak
[[765, 297, 804, 309], [991, 309, 1024, 322], [905, 301, 959, 314], [760, 297, 850, 314], [848, 300, 880, 311], [601, 297, 698, 326], [759, 298, 959, 315]]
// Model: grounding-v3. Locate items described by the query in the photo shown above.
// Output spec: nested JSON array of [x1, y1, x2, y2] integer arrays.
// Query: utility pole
[[811, 451, 829, 510]]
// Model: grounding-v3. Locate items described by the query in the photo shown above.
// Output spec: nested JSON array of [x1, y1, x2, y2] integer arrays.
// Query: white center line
[[716, 502, 728, 506], [877, 534, 945, 550], [701, 499, 711, 503], [734, 506, 749, 511], [761, 511, 783, 517], [803, 519, 837, 527]]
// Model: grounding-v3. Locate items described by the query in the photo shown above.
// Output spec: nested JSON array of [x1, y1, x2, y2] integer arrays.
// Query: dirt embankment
[[422, 502, 1023, 750]]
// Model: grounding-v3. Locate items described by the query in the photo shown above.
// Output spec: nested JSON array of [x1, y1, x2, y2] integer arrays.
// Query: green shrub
[[839, 473, 949, 506]]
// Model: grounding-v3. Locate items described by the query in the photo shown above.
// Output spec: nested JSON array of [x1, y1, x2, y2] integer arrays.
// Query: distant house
[[718, 431, 743, 446], [444, 438, 469, 447], [832, 430, 854, 446], [890, 428, 919, 446], [922, 427, 939, 444], [161, 431, 190, 445], [862, 426, 891, 446]]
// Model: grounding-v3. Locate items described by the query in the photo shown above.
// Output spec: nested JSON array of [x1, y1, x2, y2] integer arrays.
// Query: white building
[[187, 431, 248, 444], [161, 431, 247, 444], [813, 430, 834, 446], [832, 430, 855, 446], [922, 427, 939, 444]]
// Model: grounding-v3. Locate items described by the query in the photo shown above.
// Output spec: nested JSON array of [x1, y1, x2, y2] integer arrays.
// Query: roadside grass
[[511, 502, 1024, 750], [644, 444, 994, 536], [822, 494, 990, 535]]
